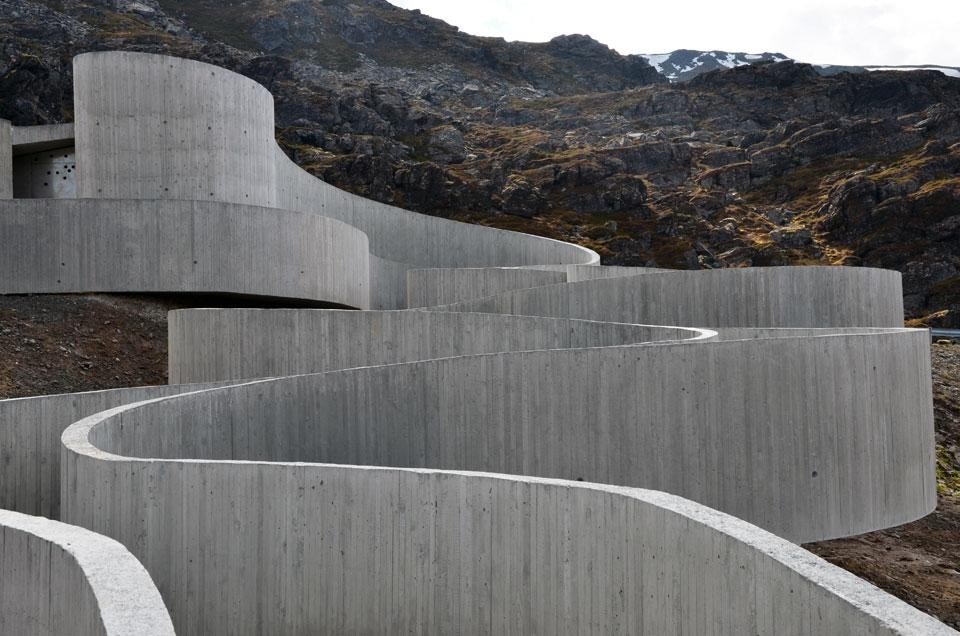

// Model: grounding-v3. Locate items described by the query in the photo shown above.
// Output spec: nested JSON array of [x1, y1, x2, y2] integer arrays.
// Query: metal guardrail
[[931, 328, 960, 341]]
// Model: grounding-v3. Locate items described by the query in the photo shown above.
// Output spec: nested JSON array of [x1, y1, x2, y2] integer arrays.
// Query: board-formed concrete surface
[[0, 119, 11, 199], [61, 396, 951, 635], [430, 265, 906, 328], [0, 508, 174, 635], [70, 51, 597, 309], [0, 50, 954, 634], [167, 309, 711, 383], [165, 311, 934, 543], [0, 198, 370, 308], [11, 122, 75, 150]]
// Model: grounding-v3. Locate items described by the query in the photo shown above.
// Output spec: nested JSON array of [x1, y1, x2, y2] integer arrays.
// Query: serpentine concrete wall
[[167, 309, 708, 383], [0, 381, 239, 519], [164, 311, 934, 543], [0, 50, 952, 634], [435, 265, 905, 328], [62, 391, 950, 635], [0, 508, 174, 635]]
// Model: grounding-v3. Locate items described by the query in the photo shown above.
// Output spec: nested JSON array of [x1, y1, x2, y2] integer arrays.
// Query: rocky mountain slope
[[641, 49, 790, 81], [3, 0, 960, 325], [641, 49, 960, 82]]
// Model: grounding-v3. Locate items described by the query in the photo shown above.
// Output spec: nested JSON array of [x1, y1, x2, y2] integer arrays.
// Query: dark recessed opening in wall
[[12, 144, 77, 199]]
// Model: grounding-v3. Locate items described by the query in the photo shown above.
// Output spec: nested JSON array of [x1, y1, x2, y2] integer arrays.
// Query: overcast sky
[[389, 0, 960, 67]]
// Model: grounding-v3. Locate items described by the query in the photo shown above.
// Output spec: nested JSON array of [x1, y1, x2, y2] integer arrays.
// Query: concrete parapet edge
[[0, 508, 174, 635]]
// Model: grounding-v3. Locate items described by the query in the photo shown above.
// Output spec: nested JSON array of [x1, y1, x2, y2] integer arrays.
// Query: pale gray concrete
[[0, 508, 174, 635], [74, 52, 278, 205], [0, 382, 232, 518], [161, 319, 936, 543], [0, 119, 11, 199], [406, 265, 681, 308], [0, 313, 707, 520], [67, 51, 597, 309], [435, 265, 905, 328], [0, 49, 949, 635], [0, 198, 370, 308], [12, 122, 75, 151], [407, 268, 567, 308], [61, 389, 951, 635], [168, 308, 711, 383]]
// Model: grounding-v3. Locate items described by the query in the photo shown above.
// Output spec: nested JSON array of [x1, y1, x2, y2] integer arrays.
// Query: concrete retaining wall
[[0, 312, 704, 519], [61, 392, 950, 635], [0, 198, 370, 308], [0, 383, 228, 518], [168, 309, 708, 383], [0, 508, 173, 635], [437, 265, 905, 328], [140, 327, 939, 543]]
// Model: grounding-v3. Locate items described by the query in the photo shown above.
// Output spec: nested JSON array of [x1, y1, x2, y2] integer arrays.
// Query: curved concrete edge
[[434, 265, 906, 328], [59, 399, 953, 634], [0, 198, 370, 308], [167, 308, 713, 383], [0, 311, 710, 519], [518, 263, 672, 281], [0, 508, 174, 636], [94, 327, 938, 543], [271, 141, 600, 272], [74, 51, 278, 205], [0, 381, 241, 518]]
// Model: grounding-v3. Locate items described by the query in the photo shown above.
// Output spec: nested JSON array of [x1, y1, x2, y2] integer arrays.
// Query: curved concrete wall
[[0, 382, 238, 519], [74, 52, 278, 205], [0, 50, 950, 634], [437, 265, 905, 328], [68, 51, 597, 308], [168, 308, 708, 383], [0, 509, 173, 635], [61, 394, 950, 635], [0, 198, 369, 308], [0, 312, 705, 520], [158, 326, 937, 543]]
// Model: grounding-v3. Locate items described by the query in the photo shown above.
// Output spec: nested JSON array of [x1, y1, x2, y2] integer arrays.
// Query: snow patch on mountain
[[640, 50, 789, 81], [641, 50, 960, 83]]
